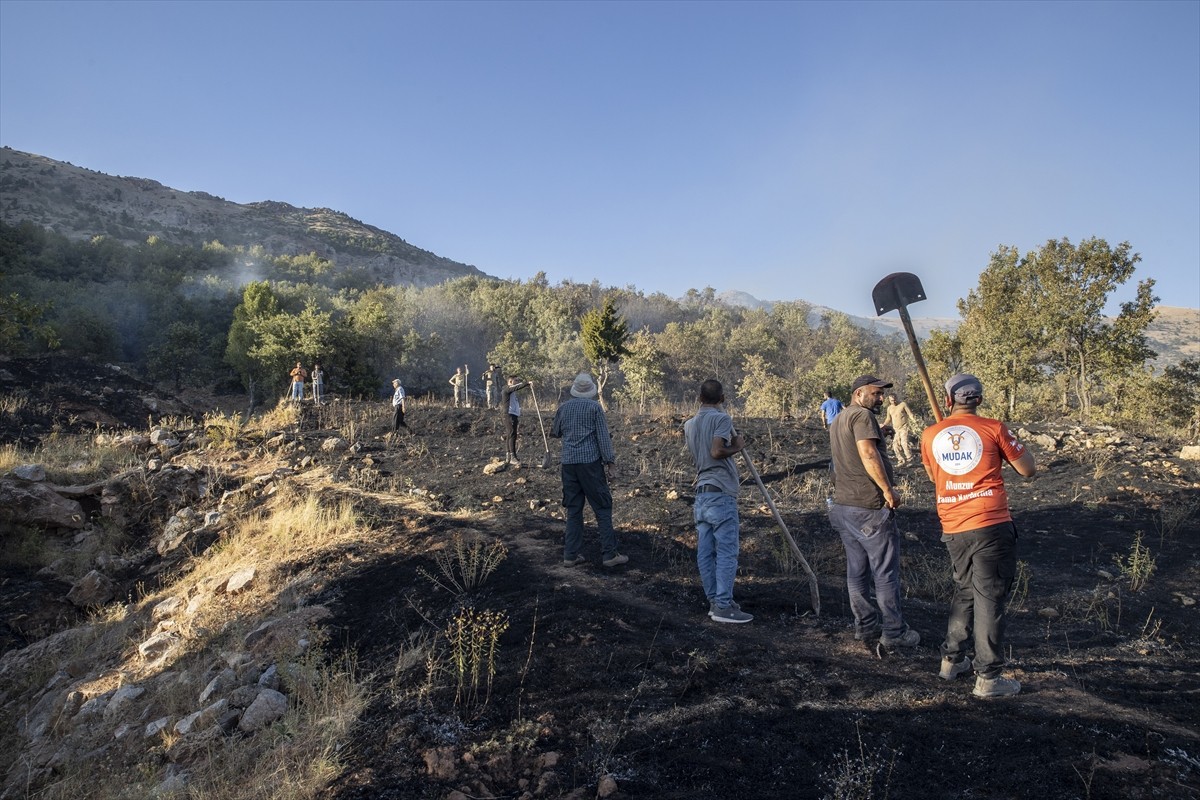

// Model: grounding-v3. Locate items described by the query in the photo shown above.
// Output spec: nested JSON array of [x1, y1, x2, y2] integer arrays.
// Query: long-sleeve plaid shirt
[[551, 397, 616, 465]]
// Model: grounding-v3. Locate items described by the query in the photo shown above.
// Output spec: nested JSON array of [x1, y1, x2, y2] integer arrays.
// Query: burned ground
[[1, 359, 1198, 799]]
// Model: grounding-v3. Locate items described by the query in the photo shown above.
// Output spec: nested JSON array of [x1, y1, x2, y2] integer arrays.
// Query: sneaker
[[708, 600, 741, 619], [509, 457, 521, 467], [562, 555, 586, 567], [939, 656, 972, 681], [601, 553, 629, 567], [710, 605, 753, 624], [853, 621, 881, 641], [973, 674, 1021, 698], [880, 627, 921, 648]]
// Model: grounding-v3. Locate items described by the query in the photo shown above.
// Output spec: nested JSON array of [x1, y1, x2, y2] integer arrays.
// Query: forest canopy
[[0, 220, 1192, 431]]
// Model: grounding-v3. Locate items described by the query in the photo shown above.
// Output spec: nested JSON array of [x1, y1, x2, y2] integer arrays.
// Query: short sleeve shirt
[[920, 414, 1027, 534], [829, 404, 893, 509], [683, 406, 741, 497]]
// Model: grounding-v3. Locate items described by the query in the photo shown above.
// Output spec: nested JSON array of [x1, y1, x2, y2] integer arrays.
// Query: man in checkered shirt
[[551, 372, 627, 568]]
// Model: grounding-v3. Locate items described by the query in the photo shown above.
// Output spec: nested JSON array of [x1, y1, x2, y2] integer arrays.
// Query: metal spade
[[872, 272, 944, 422]]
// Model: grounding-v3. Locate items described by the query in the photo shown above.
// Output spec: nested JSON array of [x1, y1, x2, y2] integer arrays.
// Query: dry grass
[[0, 433, 139, 484]]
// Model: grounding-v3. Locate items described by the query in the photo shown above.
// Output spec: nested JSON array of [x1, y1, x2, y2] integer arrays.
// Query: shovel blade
[[872, 272, 927, 316]]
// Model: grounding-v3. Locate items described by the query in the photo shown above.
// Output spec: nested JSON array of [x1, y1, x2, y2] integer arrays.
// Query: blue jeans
[[291, 381, 304, 400], [828, 503, 906, 637], [942, 522, 1017, 678], [562, 460, 617, 560], [694, 492, 740, 608]]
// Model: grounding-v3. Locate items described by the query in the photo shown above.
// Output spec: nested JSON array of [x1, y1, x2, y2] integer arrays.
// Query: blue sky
[[1, 0, 1197, 319]]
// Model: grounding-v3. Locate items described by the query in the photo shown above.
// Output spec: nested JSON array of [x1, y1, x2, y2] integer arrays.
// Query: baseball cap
[[850, 375, 893, 392], [945, 373, 983, 402]]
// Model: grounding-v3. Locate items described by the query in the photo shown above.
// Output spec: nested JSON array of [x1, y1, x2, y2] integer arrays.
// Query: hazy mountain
[[0, 147, 484, 287]]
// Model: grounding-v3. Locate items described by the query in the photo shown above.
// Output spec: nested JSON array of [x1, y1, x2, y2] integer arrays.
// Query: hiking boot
[[880, 627, 921, 648], [939, 656, 972, 681], [973, 674, 1021, 698], [710, 605, 753, 624], [601, 553, 629, 567], [562, 555, 586, 567], [708, 600, 741, 619], [853, 621, 881, 641]]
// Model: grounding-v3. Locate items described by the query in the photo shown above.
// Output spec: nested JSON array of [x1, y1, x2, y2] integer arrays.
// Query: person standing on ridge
[[289, 362, 307, 402], [391, 378, 409, 434], [485, 363, 502, 409], [921, 373, 1036, 698], [551, 372, 626, 568], [501, 376, 532, 465], [449, 366, 467, 408], [311, 362, 325, 405], [684, 379, 753, 624], [828, 374, 919, 647]]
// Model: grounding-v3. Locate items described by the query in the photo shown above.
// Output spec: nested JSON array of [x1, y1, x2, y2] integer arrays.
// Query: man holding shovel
[[684, 379, 753, 623], [551, 373, 626, 568], [501, 376, 532, 465]]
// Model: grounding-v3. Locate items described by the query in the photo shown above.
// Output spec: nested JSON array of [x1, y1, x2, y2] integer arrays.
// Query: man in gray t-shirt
[[828, 374, 918, 648], [683, 379, 752, 624]]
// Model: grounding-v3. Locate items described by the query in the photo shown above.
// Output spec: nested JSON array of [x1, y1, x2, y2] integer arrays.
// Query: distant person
[[828, 374, 918, 647], [449, 366, 467, 408], [684, 379, 753, 624], [551, 372, 626, 568], [884, 394, 919, 465], [501, 376, 532, 465], [391, 378, 409, 433], [819, 390, 844, 429], [289, 362, 307, 402], [921, 374, 1036, 698], [311, 362, 325, 405], [485, 363, 502, 409]]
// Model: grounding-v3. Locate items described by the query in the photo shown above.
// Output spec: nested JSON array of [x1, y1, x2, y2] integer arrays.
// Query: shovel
[[732, 425, 821, 615], [872, 272, 944, 422], [530, 384, 552, 468]]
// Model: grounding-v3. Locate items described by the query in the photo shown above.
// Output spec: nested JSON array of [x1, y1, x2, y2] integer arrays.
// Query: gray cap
[[945, 373, 983, 403]]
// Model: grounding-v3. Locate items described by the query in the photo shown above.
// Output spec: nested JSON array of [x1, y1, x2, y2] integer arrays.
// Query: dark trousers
[[562, 459, 617, 560], [828, 503, 906, 637], [942, 522, 1017, 677], [392, 405, 407, 432], [507, 413, 519, 456]]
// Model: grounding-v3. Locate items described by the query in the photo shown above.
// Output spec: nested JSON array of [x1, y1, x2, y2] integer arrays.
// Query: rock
[[199, 668, 235, 704], [103, 684, 145, 720], [265, 434, 287, 449], [1097, 570, 1115, 581], [492, 495, 505, 503], [229, 684, 262, 709], [11, 464, 47, 481], [223, 567, 256, 594], [320, 437, 349, 453], [66, 570, 115, 608], [174, 699, 227, 736], [204, 511, 220, 527], [1032, 433, 1061, 451], [152, 597, 184, 621], [0, 479, 85, 528], [1180, 445, 1200, 461], [1038, 607, 1060, 619], [258, 664, 280, 690], [666, 489, 680, 501], [139, 631, 179, 662], [238, 688, 287, 732], [144, 716, 170, 738], [423, 746, 458, 779], [597, 774, 619, 797], [147, 458, 163, 472], [150, 428, 175, 445], [483, 460, 509, 475]]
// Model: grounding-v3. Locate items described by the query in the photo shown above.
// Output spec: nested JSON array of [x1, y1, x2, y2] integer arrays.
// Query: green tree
[[1028, 237, 1156, 418], [738, 353, 793, 419], [615, 327, 665, 413], [580, 297, 630, 410], [225, 281, 281, 406], [147, 321, 206, 389], [956, 245, 1045, 418]]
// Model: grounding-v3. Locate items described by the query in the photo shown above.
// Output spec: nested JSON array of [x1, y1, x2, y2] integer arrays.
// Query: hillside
[[1, 356, 1198, 798], [0, 148, 484, 288]]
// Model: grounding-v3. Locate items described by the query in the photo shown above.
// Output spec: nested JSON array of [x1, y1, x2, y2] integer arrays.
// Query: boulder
[[138, 631, 179, 662], [320, 436, 349, 453], [11, 464, 47, 482], [223, 568, 256, 594], [1180, 445, 1200, 461], [238, 688, 287, 732], [0, 480, 85, 528], [66, 570, 115, 608], [103, 684, 145, 721]]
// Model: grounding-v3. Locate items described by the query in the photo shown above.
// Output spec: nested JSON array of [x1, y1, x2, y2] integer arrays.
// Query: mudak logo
[[931, 426, 984, 476]]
